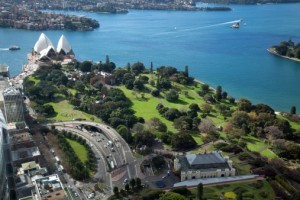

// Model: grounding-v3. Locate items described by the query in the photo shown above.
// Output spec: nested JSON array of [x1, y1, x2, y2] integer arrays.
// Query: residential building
[[174, 152, 236, 181]]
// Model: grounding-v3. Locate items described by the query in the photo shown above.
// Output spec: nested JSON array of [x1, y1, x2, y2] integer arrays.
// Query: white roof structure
[[57, 35, 73, 55], [33, 33, 54, 54]]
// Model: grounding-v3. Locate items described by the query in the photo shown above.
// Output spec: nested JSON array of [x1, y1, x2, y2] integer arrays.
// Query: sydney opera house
[[33, 33, 74, 61]]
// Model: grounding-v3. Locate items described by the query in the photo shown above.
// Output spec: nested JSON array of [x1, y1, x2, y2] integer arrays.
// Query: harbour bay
[[0, 3, 300, 111]]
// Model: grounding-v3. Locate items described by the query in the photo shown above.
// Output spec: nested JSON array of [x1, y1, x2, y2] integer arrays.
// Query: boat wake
[[0, 48, 9, 51], [152, 19, 242, 36]]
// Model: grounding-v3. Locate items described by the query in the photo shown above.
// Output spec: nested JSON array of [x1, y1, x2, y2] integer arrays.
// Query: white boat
[[231, 22, 240, 28]]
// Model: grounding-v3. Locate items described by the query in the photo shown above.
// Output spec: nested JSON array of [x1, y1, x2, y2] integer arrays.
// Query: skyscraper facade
[[0, 110, 9, 200]]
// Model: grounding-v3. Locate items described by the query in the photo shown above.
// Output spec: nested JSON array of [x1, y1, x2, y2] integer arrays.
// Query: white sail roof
[[33, 33, 54, 54], [57, 35, 73, 55]]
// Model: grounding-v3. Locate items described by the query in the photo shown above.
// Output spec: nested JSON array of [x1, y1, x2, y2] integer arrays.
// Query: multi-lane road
[[47, 121, 137, 198]]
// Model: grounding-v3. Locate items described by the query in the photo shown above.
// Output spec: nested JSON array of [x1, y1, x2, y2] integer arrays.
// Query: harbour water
[[0, 3, 300, 111]]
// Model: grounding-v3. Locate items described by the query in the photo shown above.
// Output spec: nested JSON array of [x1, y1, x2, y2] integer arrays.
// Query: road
[[47, 121, 137, 198]]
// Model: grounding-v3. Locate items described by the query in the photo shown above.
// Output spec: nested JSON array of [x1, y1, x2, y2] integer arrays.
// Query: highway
[[47, 121, 137, 197]]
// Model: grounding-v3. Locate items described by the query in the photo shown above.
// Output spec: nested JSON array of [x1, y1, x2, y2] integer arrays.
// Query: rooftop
[[34, 174, 67, 200], [11, 146, 40, 161], [10, 131, 32, 144], [178, 152, 230, 171]]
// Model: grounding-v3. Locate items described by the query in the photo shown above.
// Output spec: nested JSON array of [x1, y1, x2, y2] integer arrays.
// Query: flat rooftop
[[12, 146, 40, 161], [10, 131, 32, 144]]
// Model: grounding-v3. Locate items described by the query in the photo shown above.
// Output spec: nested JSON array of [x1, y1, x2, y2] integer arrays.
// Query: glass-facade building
[[0, 109, 9, 200]]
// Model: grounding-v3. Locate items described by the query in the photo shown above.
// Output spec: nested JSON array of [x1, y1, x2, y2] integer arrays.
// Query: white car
[[74, 192, 78, 197], [88, 193, 95, 199]]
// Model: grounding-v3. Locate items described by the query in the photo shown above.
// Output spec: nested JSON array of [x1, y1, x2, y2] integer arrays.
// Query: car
[[123, 178, 128, 184], [74, 192, 78, 197], [97, 139, 101, 142], [88, 193, 95, 199], [107, 127, 110, 129]]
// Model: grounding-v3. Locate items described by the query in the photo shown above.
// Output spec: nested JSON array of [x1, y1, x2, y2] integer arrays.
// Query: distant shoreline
[[267, 48, 300, 63]]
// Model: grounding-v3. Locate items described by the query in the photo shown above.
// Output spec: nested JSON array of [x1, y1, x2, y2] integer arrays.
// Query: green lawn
[[190, 132, 204, 145], [277, 114, 300, 130], [190, 180, 275, 200], [46, 100, 101, 122], [120, 83, 230, 133], [243, 136, 277, 158], [230, 155, 252, 175], [65, 138, 88, 163]]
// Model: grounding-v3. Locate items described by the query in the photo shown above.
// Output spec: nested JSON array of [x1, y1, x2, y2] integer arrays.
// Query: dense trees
[[272, 39, 300, 59], [171, 132, 197, 149]]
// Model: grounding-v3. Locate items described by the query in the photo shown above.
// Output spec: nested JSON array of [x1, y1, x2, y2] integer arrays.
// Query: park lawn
[[120, 86, 176, 132], [190, 132, 203, 145], [230, 155, 252, 175], [243, 136, 277, 158], [191, 180, 275, 200], [46, 100, 101, 122], [65, 138, 88, 163], [277, 114, 300, 130]]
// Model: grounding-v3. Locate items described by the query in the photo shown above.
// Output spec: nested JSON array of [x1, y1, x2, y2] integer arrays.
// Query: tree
[[198, 118, 216, 133], [231, 111, 250, 130], [130, 178, 136, 189], [152, 156, 166, 170], [174, 116, 193, 131], [166, 89, 179, 102], [201, 84, 210, 94], [189, 103, 200, 112], [132, 123, 144, 134], [135, 177, 142, 188], [125, 183, 130, 191], [132, 61, 145, 75], [113, 186, 119, 196], [197, 183, 203, 200], [201, 103, 212, 114], [215, 85, 222, 101], [237, 98, 252, 112], [171, 132, 197, 149], [150, 61, 153, 72], [185, 65, 189, 77], [151, 89, 160, 97], [134, 130, 155, 147], [164, 108, 181, 121], [291, 106, 296, 114], [79, 61, 92, 72]]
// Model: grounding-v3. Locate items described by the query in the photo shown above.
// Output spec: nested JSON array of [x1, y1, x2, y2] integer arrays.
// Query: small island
[[268, 40, 300, 62]]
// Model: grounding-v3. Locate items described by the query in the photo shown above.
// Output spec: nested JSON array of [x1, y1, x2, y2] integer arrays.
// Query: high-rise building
[[3, 87, 25, 124], [0, 109, 9, 200]]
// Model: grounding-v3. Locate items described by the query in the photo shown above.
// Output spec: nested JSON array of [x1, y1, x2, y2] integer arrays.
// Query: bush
[[238, 152, 252, 161], [259, 190, 268, 198], [170, 186, 191, 196], [252, 180, 264, 189], [151, 89, 160, 97]]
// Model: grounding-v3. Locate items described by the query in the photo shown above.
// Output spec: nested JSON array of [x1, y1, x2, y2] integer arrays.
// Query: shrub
[[259, 190, 268, 198]]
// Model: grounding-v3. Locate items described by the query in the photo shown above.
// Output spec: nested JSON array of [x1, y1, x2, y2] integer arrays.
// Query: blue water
[[0, 3, 300, 111]]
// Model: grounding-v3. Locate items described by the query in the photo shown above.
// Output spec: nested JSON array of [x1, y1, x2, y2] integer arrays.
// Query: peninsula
[[0, 5, 99, 31], [268, 39, 300, 62]]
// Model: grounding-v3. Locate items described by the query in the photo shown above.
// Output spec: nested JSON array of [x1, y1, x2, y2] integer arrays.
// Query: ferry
[[231, 22, 240, 28], [9, 45, 21, 50]]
